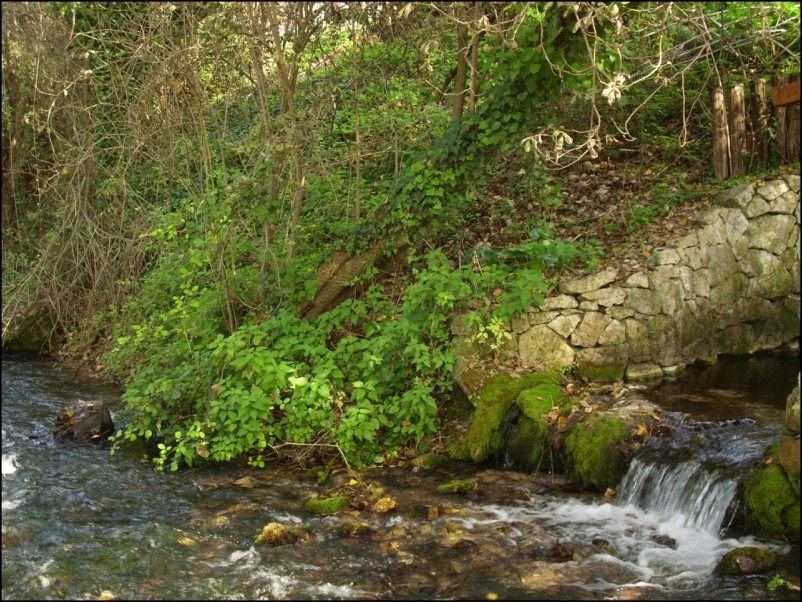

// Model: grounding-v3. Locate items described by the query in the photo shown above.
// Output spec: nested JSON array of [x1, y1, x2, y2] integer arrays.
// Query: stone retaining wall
[[453, 175, 800, 384]]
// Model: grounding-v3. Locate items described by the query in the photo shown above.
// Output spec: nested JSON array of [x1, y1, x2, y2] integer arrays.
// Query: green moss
[[437, 479, 477, 494], [564, 417, 628, 489], [516, 383, 567, 420], [744, 464, 801, 541], [506, 415, 548, 471], [306, 495, 350, 515], [764, 442, 780, 456]]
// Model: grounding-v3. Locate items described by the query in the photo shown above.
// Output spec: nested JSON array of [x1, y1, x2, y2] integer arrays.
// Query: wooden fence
[[712, 73, 800, 179]]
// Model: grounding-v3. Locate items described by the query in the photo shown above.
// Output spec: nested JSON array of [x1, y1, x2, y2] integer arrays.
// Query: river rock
[[53, 400, 115, 443]]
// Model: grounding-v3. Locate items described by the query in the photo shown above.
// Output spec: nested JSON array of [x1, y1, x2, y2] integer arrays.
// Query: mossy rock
[[437, 479, 477, 494], [255, 522, 310, 546], [505, 414, 548, 472], [306, 495, 350, 515], [447, 369, 565, 462], [337, 520, 374, 537], [743, 464, 801, 541], [410, 453, 445, 470], [564, 417, 628, 490], [714, 546, 776, 575], [305, 466, 329, 484]]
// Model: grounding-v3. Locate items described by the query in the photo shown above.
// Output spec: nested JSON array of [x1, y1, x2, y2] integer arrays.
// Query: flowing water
[[2, 352, 799, 600]]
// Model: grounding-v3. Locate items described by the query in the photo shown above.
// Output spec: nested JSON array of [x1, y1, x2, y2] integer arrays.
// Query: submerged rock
[[53, 400, 115, 443]]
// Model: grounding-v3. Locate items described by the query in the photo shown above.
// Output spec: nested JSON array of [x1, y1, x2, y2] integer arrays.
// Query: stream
[[2, 352, 799, 600]]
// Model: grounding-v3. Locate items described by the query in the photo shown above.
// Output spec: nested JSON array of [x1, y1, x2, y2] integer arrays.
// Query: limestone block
[[625, 319, 652, 362], [624, 288, 662, 316], [707, 244, 739, 285], [733, 235, 751, 260], [677, 266, 694, 300], [667, 231, 698, 249], [710, 272, 748, 309], [744, 252, 793, 299], [781, 248, 801, 294], [724, 210, 749, 246], [576, 345, 629, 383], [623, 272, 650, 288], [625, 362, 664, 382], [547, 314, 582, 338], [648, 315, 681, 366], [756, 179, 789, 202], [653, 247, 681, 266], [698, 221, 727, 247], [608, 306, 635, 320], [751, 318, 796, 352], [736, 296, 779, 322], [527, 310, 562, 325], [451, 312, 474, 336], [581, 287, 626, 307], [698, 207, 728, 226], [716, 182, 755, 212], [774, 190, 799, 215], [677, 244, 707, 270], [782, 376, 800, 437], [598, 319, 626, 346], [787, 225, 800, 253], [786, 174, 800, 193], [571, 312, 613, 347], [662, 363, 686, 378], [518, 324, 575, 370], [715, 323, 755, 356], [559, 268, 618, 294], [746, 195, 772, 218], [745, 214, 797, 255], [692, 268, 712, 298], [541, 294, 579, 310], [654, 278, 684, 316], [511, 313, 530, 333], [579, 301, 599, 311]]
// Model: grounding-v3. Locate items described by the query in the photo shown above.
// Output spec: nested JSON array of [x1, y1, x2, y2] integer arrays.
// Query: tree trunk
[[728, 83, 745, 178], [712, 86, 730, 179], [453, 8, 469, 120], [748, 78, 770, 171], [468, 2, 481, 112], [299, 235, 409, 319]]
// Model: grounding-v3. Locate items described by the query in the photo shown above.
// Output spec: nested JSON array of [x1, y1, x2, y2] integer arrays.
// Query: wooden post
[[728, 83, 745, 177], [712, 86, 730, 179], [784, 74, 800, 163], [748, 78, 770, 171]]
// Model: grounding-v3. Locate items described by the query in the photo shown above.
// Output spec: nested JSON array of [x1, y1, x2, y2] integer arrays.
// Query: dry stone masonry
[[454, 175, 800, 384]]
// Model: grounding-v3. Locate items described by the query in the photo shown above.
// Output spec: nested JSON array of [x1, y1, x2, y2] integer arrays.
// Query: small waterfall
[[617, 456, 737, 533], [616, 412, 770, 535]]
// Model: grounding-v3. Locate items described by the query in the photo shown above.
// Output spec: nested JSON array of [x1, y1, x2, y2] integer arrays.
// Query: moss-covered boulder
[[255, 522, 310, 546], [447, 370, 564, 462], [505, 381, 570, 471], [714, 546, 776, 575], [306, 495, 350, 515], [743, 464, 800, 541], [564, 417, 628, 490]]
